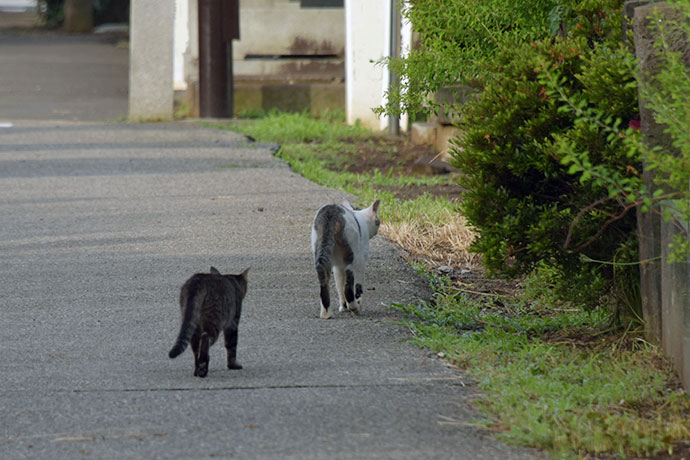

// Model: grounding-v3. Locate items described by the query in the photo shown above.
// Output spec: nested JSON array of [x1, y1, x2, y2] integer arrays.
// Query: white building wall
[[233, 1, 344, 78], [171, 0, 411, 125], [174, 0, 344, 82], [345, 0, 409, 131]]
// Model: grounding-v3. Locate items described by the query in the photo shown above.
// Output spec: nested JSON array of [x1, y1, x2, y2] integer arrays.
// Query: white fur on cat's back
[[311, 200, 381, 319]]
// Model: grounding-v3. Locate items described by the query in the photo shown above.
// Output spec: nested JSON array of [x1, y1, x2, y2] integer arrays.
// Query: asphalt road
[[0, 32, 540, 459]]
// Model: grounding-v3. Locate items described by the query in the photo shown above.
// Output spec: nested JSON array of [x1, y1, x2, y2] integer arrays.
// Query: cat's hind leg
[[355, 282, 364, 312], [224, 327, 243, 370], [334, 266, 349, 313], [191, 329, 201, 377], [320, 292, 332, 319], [319, 284, 332, 319], [317, 262, 332, 319], [343, 268, 359, 315], [354, 261, 366, 313], [196, 332, 210, 378]]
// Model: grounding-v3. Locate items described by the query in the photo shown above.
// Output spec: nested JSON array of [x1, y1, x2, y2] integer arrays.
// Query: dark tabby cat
[[311, 199, 380, 319], [168, 266, 249, 378]]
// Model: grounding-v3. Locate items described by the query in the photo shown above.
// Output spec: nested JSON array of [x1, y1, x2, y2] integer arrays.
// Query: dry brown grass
[[381, 211, 480, 270]]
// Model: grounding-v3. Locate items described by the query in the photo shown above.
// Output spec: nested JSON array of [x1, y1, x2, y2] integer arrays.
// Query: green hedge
[[377, 0, 557, 120], [453, 0, 640, 308]]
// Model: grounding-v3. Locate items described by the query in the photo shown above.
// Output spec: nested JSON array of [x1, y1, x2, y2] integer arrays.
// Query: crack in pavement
[[73, 378, 468, 394], [1, 377, 468, 396]]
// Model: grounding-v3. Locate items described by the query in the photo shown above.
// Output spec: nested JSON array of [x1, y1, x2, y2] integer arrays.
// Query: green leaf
[[568, 164, 583, 174]]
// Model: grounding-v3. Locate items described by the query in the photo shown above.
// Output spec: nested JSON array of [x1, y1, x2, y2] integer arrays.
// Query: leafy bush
[[542, 2, 690, 266], [377, 0, 557, 120], [37, 0, 130, 27], [376, 0, 652, 308], [38, 0, 64, 27], [452, 1, 641, 308]]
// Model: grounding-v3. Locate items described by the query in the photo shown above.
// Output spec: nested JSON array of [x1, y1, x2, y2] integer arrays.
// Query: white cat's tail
[[169, 280, 203, 359]]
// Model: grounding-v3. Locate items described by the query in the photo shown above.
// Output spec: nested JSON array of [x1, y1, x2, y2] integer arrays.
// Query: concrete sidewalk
[[0, 32, 128, 122], [0, 31, 540, 460], [0, 120, 541, 459]]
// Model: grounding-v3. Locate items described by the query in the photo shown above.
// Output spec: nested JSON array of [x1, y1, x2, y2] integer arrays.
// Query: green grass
[[211, 111, 458, 227], [210, 111, 690, 459], [214, 110, 370, 144], [399, 272, 690, 459]]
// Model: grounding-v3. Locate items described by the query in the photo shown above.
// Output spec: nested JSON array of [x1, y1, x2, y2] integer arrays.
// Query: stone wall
[[633, 2, 690, 391]]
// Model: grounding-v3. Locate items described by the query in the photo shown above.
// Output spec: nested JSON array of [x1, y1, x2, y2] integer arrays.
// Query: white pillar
[[174, 0, 189, 91], [129, 0, 175, 120], [345, 0, 411, 132], [185, 0, 199, 90], [345, 0, 390, 131], [399, 1, 411, 131]]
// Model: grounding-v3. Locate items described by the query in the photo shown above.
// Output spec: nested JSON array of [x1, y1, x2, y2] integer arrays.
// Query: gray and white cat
[[311, 199, 381, 319], [168, 266, 249, 378]]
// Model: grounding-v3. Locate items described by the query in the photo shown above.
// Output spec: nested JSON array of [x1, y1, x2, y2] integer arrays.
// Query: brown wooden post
[[223, 0, 240, 117], [64, 0, 93, 33], [198, 0, 239, 118]]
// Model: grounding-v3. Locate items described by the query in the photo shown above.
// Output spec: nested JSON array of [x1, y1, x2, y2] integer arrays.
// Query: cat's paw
[[227, 361, 243, 370], [348, 301, 360, 315], [196, 363, 208, 378], [339, 302, 348, 313], [320, 305, 333, 319]]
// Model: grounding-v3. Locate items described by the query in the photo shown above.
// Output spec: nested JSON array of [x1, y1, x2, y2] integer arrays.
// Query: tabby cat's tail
[[168, 290, 201, 359]]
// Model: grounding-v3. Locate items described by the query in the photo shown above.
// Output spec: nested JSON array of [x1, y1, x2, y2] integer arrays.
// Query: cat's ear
[[240, 267, 250, 280], [210, 266, 221, 275], [342, 200, 354, 211], [372, 199, 380, 214]]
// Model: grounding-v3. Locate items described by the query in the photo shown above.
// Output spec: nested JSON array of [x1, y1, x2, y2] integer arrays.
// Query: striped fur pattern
[[168, 266, 249, 378], [311, 199, 381, 319]]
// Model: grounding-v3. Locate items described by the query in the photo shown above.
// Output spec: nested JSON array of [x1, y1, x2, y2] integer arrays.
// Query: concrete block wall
[[171, 0, 416, 121], [410, 122, 462, 160], [234, 80, 344, 117], [660, 213, 690, 389], [634, 1, 690, 391], [232, 0, 344, 79], [175, 0, 345, 117]]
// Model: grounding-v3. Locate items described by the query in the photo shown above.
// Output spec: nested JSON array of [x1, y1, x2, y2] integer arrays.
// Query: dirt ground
[[344, 135, 690, 460], [336, 135, 465, 201], [330, 134, 525, 300]]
